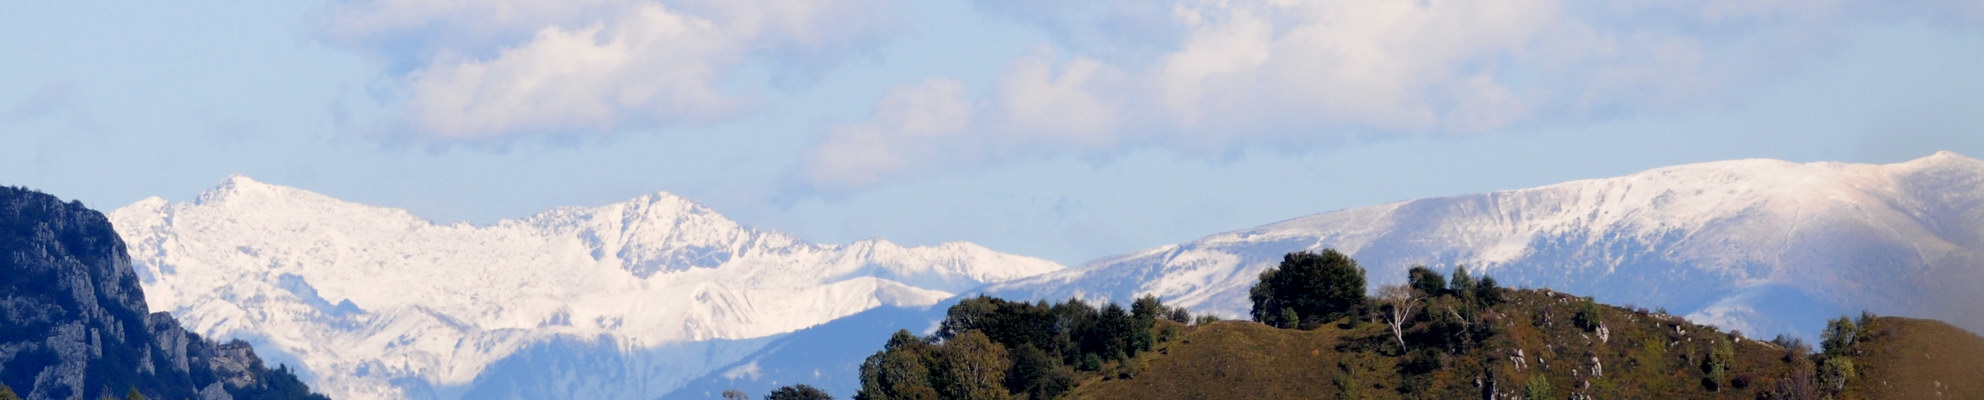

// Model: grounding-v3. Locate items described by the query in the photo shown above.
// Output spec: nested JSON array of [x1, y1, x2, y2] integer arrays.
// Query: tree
[[124, 388, 145, 400], [1449, 265, 1477, 300], [0, 385, 18, 400], [1094, 304, 1135, 360], [1128, 295, 1162, 352], [1249, 250, 1368, 328], [1573, 300, 1602, 332], [1005, 343, 1071, 399], [936, 331, 1012, 400], [1703, 338, 1735, 391], [1407, 265, 1447, 297], [1821, 316, 1858, 357], [766, 384, 833, 400], [723, 389, 751, 400], [1817, 357, 1856, 394], [857, 330, 939, 400], [1476, 276, 1504, 305], [1378, 284, 1421, 353], [1167, 307, 1191, 323]]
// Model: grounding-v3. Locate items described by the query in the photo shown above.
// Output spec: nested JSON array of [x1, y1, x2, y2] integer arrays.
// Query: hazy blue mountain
[[662, 301, 956, 400]]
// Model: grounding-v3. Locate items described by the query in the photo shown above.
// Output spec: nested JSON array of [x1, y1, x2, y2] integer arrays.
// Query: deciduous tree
[[1249, 250, 1367, 328], [936, 331, 1012, 400], [1378, 284, 1421, 352], [765, 384, 832, 400]]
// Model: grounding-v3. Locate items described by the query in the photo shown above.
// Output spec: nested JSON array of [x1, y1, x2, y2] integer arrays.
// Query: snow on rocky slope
[[987, 151, 1984, 340], [107, 176, 1063, 400]]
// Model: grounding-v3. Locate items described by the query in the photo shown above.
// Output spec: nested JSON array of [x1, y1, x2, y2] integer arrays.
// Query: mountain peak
[[1914, 150, 1978, 166], [111, 183, 1065, 400]]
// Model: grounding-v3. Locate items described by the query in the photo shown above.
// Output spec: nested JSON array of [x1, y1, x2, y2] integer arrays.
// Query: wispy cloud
[[793, 0, 1982, 190], [7, 81, 106, 137], [317, 0, 899, 143]]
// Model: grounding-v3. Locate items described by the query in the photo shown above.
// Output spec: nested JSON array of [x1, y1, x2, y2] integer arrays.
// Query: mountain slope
[[0, 186, 326, 400], [107, 176, 1063, 400], [990, 152, 1984, 341], [1073, 297, 1971, 399]]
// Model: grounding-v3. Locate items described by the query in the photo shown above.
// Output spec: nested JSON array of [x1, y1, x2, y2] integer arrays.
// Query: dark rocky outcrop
[[0, 186, 326, 400]]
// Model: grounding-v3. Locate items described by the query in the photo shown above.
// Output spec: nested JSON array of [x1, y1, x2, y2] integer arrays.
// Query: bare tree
[[1378, 284, 1421, 352], [722, 389, 750, 400]]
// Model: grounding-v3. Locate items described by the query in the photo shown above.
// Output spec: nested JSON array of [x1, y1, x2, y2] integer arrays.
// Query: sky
[[4, 0, 1984, 266]]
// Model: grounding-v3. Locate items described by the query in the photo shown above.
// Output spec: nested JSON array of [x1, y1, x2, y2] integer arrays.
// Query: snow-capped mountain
[[106, 176, 1064, 400], [987, 151, 1984, 339]]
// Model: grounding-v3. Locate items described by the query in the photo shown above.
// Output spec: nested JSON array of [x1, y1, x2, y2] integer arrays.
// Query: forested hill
[[846, 251, 1984, 400], [0, 186, 328, 400]]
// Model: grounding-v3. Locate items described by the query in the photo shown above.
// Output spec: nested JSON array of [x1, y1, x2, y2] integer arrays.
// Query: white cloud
[[318, 0, 897, 142], [799, 78, 975, 189], [796, 0, 1979, 190]]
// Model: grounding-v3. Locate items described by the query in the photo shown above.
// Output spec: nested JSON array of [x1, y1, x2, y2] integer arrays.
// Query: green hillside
[[1842, 316, 1984, 399], [845, 250, 1984, 400], [1077, 288, 1806, 399]]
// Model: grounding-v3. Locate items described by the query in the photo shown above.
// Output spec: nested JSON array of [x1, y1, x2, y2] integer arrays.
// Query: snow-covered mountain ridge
[[108, 176, 1064, 400], [988, 151, 1984, 339]]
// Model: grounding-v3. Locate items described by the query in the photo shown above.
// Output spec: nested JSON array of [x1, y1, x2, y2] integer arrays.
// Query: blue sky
[[4, 0, 1983, 265]]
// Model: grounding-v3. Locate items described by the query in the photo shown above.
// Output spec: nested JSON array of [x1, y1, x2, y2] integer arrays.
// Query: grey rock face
[[0, 186, 319, 400]]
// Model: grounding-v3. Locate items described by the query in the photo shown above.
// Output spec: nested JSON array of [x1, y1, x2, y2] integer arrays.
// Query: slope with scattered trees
[[840, 250, 1984, 400]]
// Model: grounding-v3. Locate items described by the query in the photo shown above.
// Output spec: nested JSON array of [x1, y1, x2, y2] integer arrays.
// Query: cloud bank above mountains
[[316, 0, 900, 142], [314, 0, 1984, 190]]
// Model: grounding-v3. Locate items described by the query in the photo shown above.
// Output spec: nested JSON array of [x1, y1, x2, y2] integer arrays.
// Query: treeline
[[854, 295, 1201, 400]]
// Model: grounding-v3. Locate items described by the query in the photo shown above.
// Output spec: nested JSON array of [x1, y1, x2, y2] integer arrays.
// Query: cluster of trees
[[1249, 250, 1516, 395], [1248, 250, 1367, 329], [1758, 312, 1872, 399], [722, 385, 834, 400], [1247, 250, 1505, 354], [855, 295, 1194, 400]]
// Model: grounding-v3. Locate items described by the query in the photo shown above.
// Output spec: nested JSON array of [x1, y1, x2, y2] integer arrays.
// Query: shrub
[[1573, 300, 1602, 332], [1524, 374, 1554, 400]]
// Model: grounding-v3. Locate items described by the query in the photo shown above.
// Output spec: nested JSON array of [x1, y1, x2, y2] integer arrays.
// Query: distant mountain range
[[106, 152, 1984, 399], [107, 176, 1062, 400], [691, 152, 1984, 397], [986, 151, 1984, 338]]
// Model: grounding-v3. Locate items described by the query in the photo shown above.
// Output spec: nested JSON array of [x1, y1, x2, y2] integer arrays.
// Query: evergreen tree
[[1449, 265, 1477, 300], [1128, 295, 1161, 353], [1407, 265, 1447, 297], [1095, 304, 1135, 360], [1476, 276, 1504, 305]]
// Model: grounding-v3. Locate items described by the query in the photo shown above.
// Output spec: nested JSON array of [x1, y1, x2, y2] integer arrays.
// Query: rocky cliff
[[0, 186, 324, 400]]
